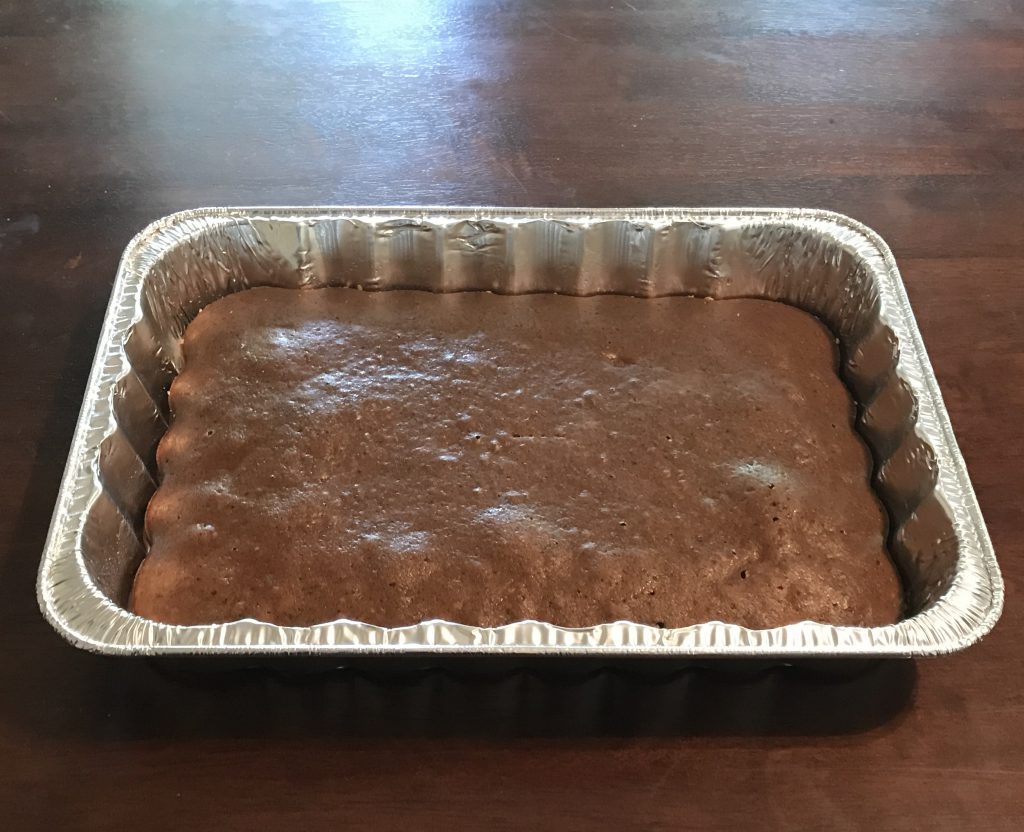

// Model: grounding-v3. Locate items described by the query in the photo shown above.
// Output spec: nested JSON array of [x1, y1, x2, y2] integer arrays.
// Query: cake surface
[[132, 287, 902, 628]]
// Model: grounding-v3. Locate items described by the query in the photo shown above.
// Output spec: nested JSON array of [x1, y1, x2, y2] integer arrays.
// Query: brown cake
[[131, 287, 902, 629]]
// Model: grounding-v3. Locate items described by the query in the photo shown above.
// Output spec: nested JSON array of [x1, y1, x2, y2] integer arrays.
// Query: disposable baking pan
[[37, 207, 1003, 659]]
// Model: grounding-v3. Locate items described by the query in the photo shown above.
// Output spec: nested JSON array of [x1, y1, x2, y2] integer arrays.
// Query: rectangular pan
[[37, 207, 1003, 658]]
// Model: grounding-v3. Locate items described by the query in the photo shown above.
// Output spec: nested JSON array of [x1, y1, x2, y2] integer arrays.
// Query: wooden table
[[2, 1, 1022, 828]]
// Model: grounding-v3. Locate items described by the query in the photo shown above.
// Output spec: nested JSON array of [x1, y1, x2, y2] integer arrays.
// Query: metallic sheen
[[37, 207, 1004, 658]]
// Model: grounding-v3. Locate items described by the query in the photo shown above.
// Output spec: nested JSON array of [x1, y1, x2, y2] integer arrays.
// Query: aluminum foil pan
[[37, 207, 1003, 658]]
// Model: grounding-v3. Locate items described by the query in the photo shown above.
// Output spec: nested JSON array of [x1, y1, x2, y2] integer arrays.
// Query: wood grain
[[1, 1, 1022, 829]]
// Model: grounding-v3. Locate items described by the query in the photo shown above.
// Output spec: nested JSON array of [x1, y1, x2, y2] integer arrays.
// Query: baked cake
[[131, 287, 902, 628]]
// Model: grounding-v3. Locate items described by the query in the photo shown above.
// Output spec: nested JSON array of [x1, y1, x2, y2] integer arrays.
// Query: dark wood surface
[[2, 1, 1022, 829]]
